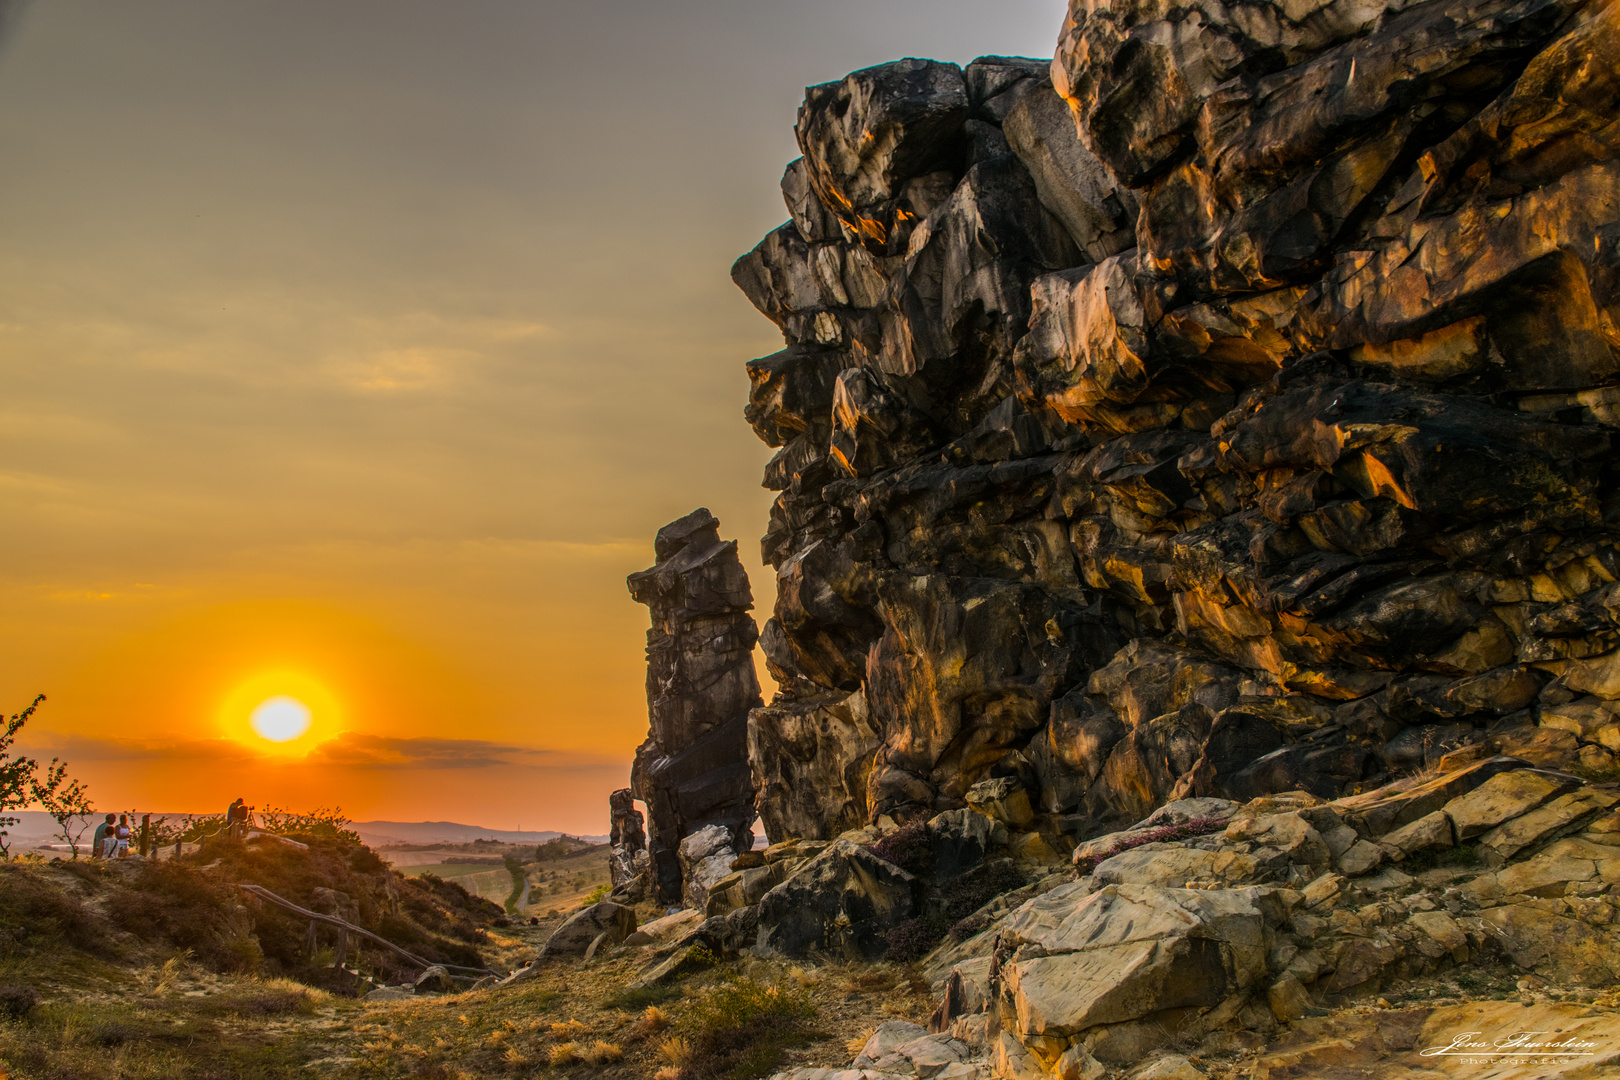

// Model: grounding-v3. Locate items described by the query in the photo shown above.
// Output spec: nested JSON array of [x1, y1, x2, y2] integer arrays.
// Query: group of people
[[90, 814, 134, 859], [83, 799, 256, 859]]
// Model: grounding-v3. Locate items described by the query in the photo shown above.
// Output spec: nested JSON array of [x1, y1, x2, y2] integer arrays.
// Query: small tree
[[30, 758, 94, 859], [0, 695, 45, 861]]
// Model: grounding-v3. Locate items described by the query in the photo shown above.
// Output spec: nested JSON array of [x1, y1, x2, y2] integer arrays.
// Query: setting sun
[[250, 696, 312, 742], [220, 669, 341, 753]]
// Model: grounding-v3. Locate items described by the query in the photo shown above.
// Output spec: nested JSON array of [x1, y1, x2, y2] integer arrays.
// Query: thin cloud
[[306, 732, 545, 770], [18, 733, 256, 764], [18, 730, 622, 775], [307, 733, 625, 774]]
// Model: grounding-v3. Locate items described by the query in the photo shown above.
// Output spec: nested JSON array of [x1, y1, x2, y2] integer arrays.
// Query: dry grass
[[583, 1039, 625, 1064], [658, 1034, 692, 1065], [548, 1017, 588, 1040]]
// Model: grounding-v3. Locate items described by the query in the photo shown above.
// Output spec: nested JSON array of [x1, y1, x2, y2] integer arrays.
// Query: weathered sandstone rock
[[732, 0, 1620, 854]]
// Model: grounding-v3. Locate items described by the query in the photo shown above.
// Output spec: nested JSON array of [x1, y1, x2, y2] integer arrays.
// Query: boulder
[[964, 777, 1035, 830], [755, 839, 919, 958], [678, 824, 737, 911], [1381, 811, 1454, 859], [1442, 770, 1579, 840], [412, 966, 454, 994], [1480, 789, 1620, 861], [535, 901, 637, 963], [999, 884, 1279, 1038], [1092, 843, 1268, 889], [927, 808, 1007, 880], [1336, 841, 1383, 877]]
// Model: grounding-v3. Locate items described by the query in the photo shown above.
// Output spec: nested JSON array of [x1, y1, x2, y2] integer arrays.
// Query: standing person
[[90, 814, 114, 860], [226, 797, 244, 839], [114, 815, 132, 858], [99, 813, 117, 859]]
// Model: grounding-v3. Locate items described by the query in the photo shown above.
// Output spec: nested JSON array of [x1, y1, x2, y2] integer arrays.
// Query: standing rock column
[[627, 508, 762, 905], [606, 788, 650, 902]]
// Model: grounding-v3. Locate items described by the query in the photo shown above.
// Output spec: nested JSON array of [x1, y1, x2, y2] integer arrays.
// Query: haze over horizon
[[0, 1, 1067, 833]]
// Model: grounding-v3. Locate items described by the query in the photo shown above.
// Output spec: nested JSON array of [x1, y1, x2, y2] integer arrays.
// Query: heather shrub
[[866, 820, 932, 875], [0, 984, 36, 1020]]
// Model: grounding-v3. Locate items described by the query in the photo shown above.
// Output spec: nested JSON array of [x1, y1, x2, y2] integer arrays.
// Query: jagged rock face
[[735, 0, 1620, 842], [627, 508, 762, 903]]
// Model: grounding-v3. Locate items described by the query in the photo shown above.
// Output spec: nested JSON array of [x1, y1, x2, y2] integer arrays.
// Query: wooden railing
[[234, 883, 502, 983]]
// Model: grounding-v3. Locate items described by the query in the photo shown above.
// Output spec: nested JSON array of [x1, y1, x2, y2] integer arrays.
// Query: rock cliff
[[733, 0, 1620, 847], [590, 3, 1620, 1072]]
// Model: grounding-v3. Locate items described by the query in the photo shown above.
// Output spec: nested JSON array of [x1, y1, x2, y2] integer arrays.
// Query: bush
[[0, 865, 105, 953], [866, 821, 932, 875], [881, 916, 950, 963], [677, 973, 817, 1080], [0, 984, 36, 1020], [883, 860, 1028, 961]]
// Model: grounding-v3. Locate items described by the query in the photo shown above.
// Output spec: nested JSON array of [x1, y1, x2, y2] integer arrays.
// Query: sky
[[0, 0, 1067, 834]]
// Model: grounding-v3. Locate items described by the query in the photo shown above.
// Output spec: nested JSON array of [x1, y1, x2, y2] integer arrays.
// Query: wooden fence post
[[335, 928, 348, 968], [306, 920, 318, 962]]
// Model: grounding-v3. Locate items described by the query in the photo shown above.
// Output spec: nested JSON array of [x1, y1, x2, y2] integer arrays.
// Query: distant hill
[[4, 811, 605, 849], [349, 821, 608, 846]]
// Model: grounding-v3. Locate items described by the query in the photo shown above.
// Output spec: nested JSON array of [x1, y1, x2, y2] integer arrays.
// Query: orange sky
[[0, 0, 1065, 834]]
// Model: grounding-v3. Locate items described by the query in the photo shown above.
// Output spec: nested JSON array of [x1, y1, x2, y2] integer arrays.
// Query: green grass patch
[[677, 971, 816, 1080], [503, 856, 527, 915]]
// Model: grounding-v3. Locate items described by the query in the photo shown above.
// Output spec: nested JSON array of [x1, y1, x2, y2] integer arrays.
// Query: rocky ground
[[12, 758, 1620, 1078]]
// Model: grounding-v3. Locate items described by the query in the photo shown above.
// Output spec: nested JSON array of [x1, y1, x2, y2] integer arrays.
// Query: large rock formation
[[626, 508, 762, 904], [734, 0, 1620, 847], [595, 3, 1620, 1072]]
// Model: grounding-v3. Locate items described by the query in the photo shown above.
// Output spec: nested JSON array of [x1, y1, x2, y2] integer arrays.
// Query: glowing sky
[[0, 0, 1066, 833]]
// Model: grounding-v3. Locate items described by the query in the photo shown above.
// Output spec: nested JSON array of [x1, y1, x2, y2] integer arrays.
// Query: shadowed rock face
[[734, 0, 1620, 843], [626, 509, 762, 903]]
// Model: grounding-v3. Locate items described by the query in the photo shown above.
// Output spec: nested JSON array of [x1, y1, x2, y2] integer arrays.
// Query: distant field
[[523, 845, 611, 916], [392, 863, 508, 879]]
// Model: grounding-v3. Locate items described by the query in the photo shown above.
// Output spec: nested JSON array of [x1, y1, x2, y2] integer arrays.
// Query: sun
[[250, 696, 311, 742], [220, 669, 341, 753]]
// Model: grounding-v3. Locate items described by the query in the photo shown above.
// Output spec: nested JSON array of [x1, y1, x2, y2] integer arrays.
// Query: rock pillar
[[606, 788, 650, 902], [627, 508, 762, 904]]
